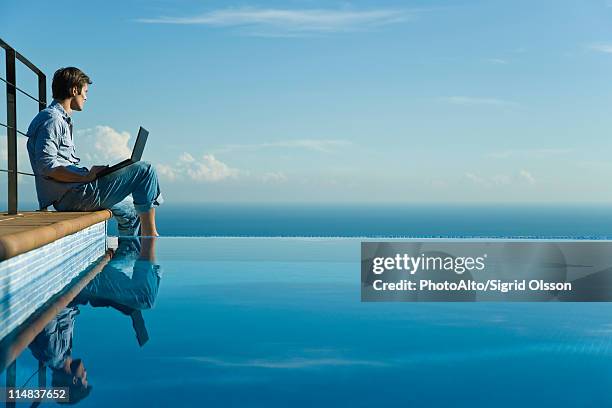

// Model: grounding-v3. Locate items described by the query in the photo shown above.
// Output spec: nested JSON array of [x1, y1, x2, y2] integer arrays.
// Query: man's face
[[70, 358, 88, 387], [70, 83, 88, 112]]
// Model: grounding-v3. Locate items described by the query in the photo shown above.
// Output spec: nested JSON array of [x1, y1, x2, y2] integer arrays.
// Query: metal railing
[[0, 38, 47, 215]]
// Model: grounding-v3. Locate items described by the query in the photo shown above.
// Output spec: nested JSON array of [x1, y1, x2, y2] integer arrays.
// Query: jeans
[[78, 237, 161, 308], [54, 161, 163, 236]]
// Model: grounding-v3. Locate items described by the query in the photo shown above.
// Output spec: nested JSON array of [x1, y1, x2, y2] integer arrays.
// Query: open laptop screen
[[131, 127, 149, 162]]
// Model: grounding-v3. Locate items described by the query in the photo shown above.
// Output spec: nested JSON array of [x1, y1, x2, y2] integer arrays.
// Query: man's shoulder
[[27, 106, 66, 137], [38, 104, 66, 123]]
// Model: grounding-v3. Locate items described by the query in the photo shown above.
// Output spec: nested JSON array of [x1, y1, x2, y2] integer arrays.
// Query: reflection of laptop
[[97, 126, 149, 178]]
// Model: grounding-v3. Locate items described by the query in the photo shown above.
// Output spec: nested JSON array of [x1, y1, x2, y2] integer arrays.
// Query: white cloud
[[135, 7, 416, 34], [179, 152, 195, 163], [158, 153, 241, 182], [519, 169, 536, 185], [75, 126, 132, 163], [156, 163, 178, 182], [157, 152, 292, 184], [185, 154, 240, 182], [216, 139, 351, 154], [441, 96, 519, 107], [588, 43, 612, 54], [486, 58, 508, 64]]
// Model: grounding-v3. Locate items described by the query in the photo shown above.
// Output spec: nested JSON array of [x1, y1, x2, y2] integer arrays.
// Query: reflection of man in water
[[27, 237, 160, 404], [28, 306, 91, 404], [77, 237, 160, 311]]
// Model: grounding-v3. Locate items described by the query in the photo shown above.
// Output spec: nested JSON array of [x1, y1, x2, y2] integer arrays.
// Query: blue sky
[[2, 0, 612, 203]]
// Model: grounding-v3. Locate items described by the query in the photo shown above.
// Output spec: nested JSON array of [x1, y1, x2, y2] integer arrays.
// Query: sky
[[2, 0, 612, 203]]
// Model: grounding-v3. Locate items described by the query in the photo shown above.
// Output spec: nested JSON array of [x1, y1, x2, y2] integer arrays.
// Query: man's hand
[[87, 165, 110, 181]]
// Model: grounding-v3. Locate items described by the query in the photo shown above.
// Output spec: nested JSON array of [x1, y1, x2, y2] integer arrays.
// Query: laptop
[[96, 126, 149, 178]]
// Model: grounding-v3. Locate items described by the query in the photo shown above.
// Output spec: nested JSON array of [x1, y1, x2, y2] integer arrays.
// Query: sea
[[5, 202, 612, 238], [115, 203, 612, 238]]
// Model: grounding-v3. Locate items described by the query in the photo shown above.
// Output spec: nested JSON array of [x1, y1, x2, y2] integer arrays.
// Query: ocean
[[114, 203, 612, 238], [6, 202, 612, 237]]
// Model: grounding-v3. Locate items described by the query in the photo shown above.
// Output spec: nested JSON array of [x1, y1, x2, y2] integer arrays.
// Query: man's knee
[[134, 160, 151, 171], [135, 161, 158, 178]]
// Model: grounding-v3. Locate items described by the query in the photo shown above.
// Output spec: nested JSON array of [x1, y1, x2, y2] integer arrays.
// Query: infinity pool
[[2, 237, 612, 407]]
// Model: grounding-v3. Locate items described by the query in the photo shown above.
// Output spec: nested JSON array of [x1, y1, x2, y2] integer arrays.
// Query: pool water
[[2, 237, 612, 407]]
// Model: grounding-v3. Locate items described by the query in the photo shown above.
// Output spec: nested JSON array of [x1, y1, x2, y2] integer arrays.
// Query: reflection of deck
[[0, 210, 111, 260]]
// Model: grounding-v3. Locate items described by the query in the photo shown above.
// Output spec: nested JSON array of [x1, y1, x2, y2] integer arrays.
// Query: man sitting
[[26, 67, 162, 236]]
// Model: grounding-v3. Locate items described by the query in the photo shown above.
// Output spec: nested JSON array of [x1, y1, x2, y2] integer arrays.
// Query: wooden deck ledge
[[0, 210, 112, 261]]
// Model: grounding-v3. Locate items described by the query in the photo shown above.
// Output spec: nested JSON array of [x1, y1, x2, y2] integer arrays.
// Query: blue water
[[111, 203, 612, 238], [9, 202, 612, 237], [3, 238, 612, 407]]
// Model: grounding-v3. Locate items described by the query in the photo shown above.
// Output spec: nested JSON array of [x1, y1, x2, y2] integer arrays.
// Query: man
[[29, 306, 92, 404], [26, 67, 162, 236]]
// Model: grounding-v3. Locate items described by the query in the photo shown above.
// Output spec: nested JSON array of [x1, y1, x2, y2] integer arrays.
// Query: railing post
[[5, 47, 18, 215], [37, 72, 46, 112]]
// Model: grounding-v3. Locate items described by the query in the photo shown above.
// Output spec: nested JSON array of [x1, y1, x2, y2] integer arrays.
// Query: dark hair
[[52, 67, 92, 100], [51, 367, 92, 405]]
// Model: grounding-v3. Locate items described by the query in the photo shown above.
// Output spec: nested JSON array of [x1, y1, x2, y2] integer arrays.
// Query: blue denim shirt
[[26, 100, 89, 209], [29, 306, 79, 370]]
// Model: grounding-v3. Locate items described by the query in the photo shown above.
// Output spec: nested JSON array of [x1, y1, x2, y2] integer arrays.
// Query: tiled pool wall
[[0, 221, 107, 340]]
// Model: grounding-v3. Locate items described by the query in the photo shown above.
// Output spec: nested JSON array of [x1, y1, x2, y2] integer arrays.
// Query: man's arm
[[47, 165, 108, 183], [33, 119, 106, 182]]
